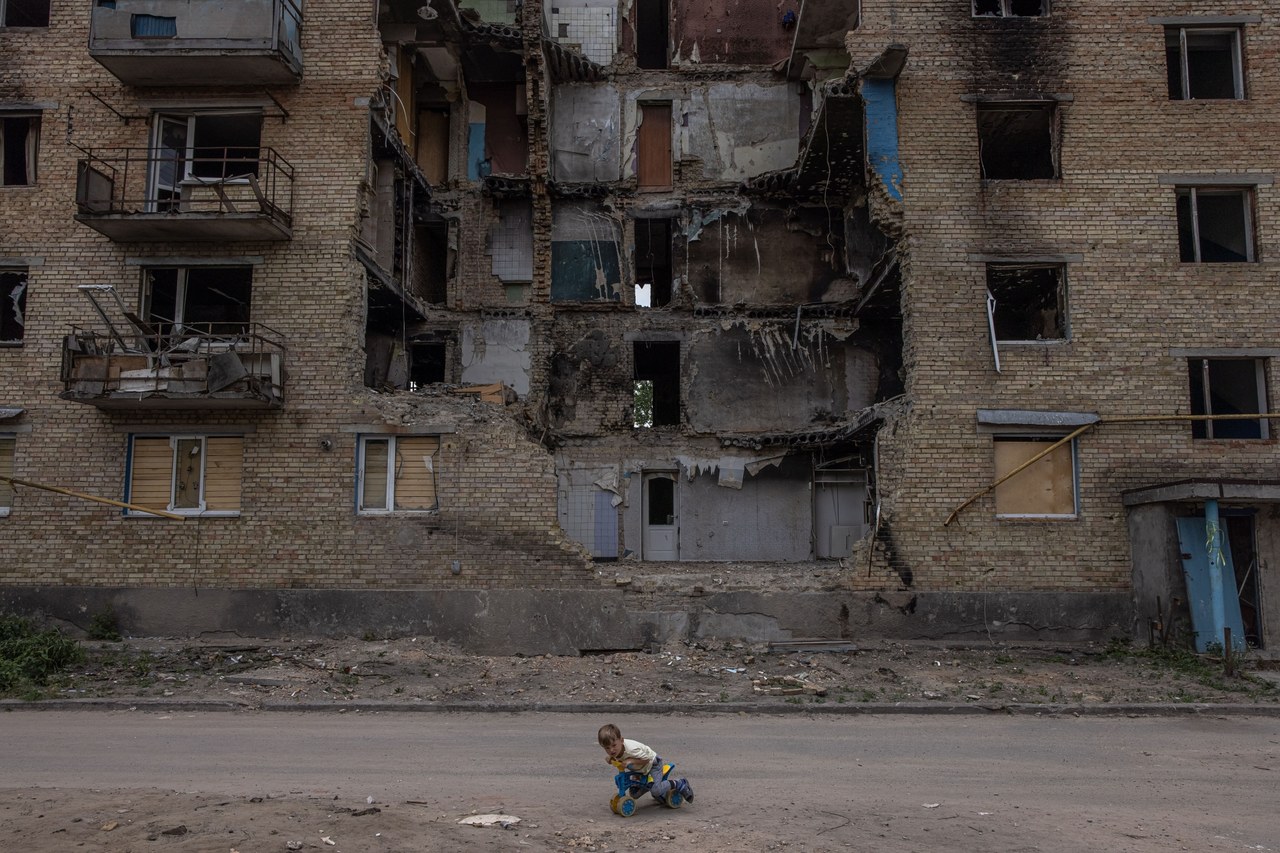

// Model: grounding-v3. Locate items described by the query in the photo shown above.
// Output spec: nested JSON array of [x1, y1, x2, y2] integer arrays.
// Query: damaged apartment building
[[3, 1, 1279, 656]]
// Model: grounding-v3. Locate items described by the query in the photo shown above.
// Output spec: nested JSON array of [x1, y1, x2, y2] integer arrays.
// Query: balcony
[[75, 147, 294, 242], [61, 324, 286, 411], [89, 0, 303, 87]]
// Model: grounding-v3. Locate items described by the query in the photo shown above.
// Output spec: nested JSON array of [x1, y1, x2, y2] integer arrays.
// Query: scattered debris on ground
[[8, 634, 1275, 708]]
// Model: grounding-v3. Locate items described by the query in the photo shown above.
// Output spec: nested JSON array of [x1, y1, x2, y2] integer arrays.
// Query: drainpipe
[[1204, 498, 1227, 648]]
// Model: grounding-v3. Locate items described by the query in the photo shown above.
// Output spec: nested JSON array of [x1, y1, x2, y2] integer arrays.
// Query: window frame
[[0, 0, 51, 28], [975, 101, 1060, 181], [1188, 357, 1270, 440], [1165, 25, 1245, 101], [973, 0, 1049, 19], [356, 434, 440, 515], [0, 112, 41, 187], [147, 110, 264, 211], [1175, 185, 1255, 263], [992, 434, 1079, 520], [1, 266, 28, 346], [138, 264, 253, 338], [125, 433, 244, 518], [985, 262, 1069, 344]]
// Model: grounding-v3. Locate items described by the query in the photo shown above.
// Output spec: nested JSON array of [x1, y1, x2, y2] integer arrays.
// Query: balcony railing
[[75, 147, 294, 242], [61, 324, 286, 411], [89, 0, 303, 86]]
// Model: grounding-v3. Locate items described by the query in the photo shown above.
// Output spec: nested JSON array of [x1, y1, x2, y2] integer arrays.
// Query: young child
[[597, 723, 694, 805]]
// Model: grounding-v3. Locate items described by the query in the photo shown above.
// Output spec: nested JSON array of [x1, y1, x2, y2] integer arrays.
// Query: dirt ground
[[4, 637, 1279, 852], [29, 634, 1280, 710]]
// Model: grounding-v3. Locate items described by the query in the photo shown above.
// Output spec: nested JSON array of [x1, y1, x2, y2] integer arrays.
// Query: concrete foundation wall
[[2, 586, 1132, 655]]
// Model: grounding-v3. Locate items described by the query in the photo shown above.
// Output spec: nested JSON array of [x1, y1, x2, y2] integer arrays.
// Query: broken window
[[551, 202, 623, 302], [126, 434, 243, 516], [0, 0, 49, 27], [973, 0, 1047, 17], [1166, 27, 1244, 100], [1188, 358, 1268, 439], [1176, 187, 1253, 262], [636, 103, 673, 190], [148, 111, 263, 210], [140, 266, 252, 339], [986, 264, 1067, 341], [634, 341, 680, 427], [993, 436, 1077, 518], [490, 200, 534, 284], [634, 218, 673, 307], [636, 0, 669, 69], [0, 435, 13, 515], [977, 102, 1057, 180], [1, 268, 28, 345], [1, 113, 40, 186], [357, 435, 439, 513]]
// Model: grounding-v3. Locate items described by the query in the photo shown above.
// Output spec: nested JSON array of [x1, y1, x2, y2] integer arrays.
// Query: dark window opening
[[974, 0, 1047, 17], [410, 342, 447, 387], [634, 341, 680, 427], [646, 475, 675, 525], [2, 0, 50, 27], [1176, 187, 1252, 263], [636, 0, 669, 70], [987, 264, 1066, 341], [1, 114, 39, 186], [1223, 513, 1263, 648], [419, 222, 450, 304], [635, 218, 673, 308], [1188, 358, 1268, 439], [141, 266, 252, 339], [977, 103, 1057, 180], [1, 269, 28, 345], [1166, 27, 1242, 100], [131, 14, 176, 38], [151, 112, 263, 209]]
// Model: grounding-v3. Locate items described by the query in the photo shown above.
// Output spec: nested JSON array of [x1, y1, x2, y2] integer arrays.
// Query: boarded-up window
[[128, 435, 243, 515], [0, 436, 14, 513], [637, 103, 672, 189], [358, 435, 439, 513], [993, 437, 1076, 518]]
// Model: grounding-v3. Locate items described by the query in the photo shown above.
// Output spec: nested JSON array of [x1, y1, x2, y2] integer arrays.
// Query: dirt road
[[3, 711, 1277, 852]]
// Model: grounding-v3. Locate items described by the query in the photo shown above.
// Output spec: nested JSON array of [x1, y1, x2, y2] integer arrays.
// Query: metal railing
[[61, 323, 287, 403], [75, 147, 294, 224]]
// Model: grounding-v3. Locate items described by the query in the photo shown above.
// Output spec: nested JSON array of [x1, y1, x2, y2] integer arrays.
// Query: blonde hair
[[597, 723, 622, 747]]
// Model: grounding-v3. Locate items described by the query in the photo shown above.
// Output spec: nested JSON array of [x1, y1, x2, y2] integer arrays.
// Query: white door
[[642, 473, 677, 560]]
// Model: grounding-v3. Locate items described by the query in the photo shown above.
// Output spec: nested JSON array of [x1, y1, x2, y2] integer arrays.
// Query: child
[[597, 723, 694, 805]]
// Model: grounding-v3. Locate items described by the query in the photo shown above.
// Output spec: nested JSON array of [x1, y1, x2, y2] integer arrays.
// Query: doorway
[[642, 473, 677, 560], [813, 468, 868, 559]]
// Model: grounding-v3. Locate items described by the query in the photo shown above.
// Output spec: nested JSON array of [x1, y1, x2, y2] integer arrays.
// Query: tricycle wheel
[[617, 796, 637, 817], [666, 790, 684, 809], [609, 795, 621, 814]]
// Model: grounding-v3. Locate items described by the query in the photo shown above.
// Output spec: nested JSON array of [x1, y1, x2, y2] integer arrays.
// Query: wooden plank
[[637, 103, 672, 189], [993, 439, 1072, 516], [205, 436, 243, 511], [130, 437, 173, 512], [394, 436, 438, 510]]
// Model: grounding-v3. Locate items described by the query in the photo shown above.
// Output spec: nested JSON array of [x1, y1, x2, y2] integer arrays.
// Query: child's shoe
[[681, 780, 694, 803]]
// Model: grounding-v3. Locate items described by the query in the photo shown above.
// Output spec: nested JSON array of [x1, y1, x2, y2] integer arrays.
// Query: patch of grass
[[0, 614, 85, 697], [87, 607, 122, 642]]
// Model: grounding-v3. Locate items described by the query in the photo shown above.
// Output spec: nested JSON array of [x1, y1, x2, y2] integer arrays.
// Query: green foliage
[[0, 614, 85, 696], [87, 607, 122, 642], [632, 380, 654, 428]]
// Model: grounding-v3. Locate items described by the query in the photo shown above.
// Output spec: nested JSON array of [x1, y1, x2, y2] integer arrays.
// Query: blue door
[[1176, 516, 1247, 652]]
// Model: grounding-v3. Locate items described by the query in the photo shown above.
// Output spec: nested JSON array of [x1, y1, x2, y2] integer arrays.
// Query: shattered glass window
[[0, 269, 27, 345], [987, 265, 1066, 342]]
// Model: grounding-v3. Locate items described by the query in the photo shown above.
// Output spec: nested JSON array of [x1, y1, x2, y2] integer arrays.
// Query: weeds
[[87, 607, 122, 642], [0, 614, 85, 697]]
